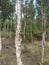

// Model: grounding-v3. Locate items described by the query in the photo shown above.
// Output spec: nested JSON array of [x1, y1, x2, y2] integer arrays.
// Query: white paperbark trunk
[[41, 1, 46, 64], [41, 7, 44, 64], [15, 0, 23, 65], [42, 32, 45, 64], [41, 15, 46, 64]]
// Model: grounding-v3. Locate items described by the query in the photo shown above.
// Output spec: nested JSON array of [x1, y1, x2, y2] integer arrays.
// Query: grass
[[1, 32, 49, 65]]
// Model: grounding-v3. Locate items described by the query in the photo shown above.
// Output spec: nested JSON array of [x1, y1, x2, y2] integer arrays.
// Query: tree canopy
[[0, 0, 16, 20]]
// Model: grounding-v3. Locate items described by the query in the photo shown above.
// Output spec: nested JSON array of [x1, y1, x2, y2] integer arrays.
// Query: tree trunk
[[0, 35, 2, 55], [0, 21, 2, 55], [4, 22, 6, 32], [30, 24, 33, 44], [41, 1, 46, 64], [0, 21, 2, 65], [15, 0, 23, 65], [10, 20, 12, 38], [42, 31, 46, 64], [7, 22, 9, 35], [23, 21, 26, 42]]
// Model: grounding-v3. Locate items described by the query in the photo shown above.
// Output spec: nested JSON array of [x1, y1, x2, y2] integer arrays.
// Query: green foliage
[[0, 0, 16, 20], [47, 27, 49, 34], [0, 0, 49, 40], [0, 19, 15, 32]]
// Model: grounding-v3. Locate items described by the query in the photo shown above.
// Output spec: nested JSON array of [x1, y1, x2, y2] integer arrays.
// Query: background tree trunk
[[0, 21, 2, 65], [23, 21, 26, 42], [10, 20, 12, 38], [30, 24, 33, 44], [41, 1, 46, 64]]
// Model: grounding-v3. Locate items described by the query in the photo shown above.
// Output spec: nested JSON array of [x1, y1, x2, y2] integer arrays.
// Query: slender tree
[[30, 23, 33, 43], [40, 0, 46, 64], [0, 20, 2, 65], [23, 21, 26, 42], [15, 0, 23, 65]]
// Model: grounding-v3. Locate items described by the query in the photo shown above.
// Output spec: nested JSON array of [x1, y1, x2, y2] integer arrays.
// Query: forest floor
[[0, 32, 49, 65]]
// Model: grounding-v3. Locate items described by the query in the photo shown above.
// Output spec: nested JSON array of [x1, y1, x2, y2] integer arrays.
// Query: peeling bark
[[15, 0, 23, 65]]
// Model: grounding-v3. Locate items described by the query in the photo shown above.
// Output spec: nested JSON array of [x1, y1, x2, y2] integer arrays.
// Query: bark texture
[[15, 0, 23, 65], [41, 1, 46, 64]]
